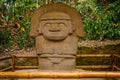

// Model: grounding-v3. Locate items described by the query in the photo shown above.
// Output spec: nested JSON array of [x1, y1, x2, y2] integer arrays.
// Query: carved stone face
[[38, 12, 72, 41]]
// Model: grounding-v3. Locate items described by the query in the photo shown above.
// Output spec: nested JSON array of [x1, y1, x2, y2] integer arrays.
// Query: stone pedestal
[[38, 54, 75, 70]]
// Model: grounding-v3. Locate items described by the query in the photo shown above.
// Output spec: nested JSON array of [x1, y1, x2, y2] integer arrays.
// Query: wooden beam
[[114, 66, 120, 71], [76, 54, 111, 58], [15, 66, 38, 69], [76, 65, 111, 69], [15, 55, 37, 58], [11, 55, 15, 71], [114, 54, 120, 58], [0, 56, 11, 61], [0, 66, 12, 71], [111, 54, 115, 71], [0, 72, 120, 78]]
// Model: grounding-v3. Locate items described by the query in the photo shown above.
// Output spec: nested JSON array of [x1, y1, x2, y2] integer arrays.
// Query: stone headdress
[[30, 3, 85, 38]]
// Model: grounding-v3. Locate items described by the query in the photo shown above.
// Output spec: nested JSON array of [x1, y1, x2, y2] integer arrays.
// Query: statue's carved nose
[[49, 24, 60, 32]]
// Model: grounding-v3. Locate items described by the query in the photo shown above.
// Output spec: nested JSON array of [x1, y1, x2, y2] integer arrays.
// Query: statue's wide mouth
[[49, 29, 60, 32]]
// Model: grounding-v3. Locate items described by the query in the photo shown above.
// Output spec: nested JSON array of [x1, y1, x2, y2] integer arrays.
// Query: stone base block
[[38, 55, 76, 71]]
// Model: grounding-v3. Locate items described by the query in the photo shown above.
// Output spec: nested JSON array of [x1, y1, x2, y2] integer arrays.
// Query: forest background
[[0, 0, 120, 53]]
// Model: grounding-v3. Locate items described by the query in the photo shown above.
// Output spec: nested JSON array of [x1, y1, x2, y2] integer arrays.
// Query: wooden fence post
[[111, 54, 115, 71], [11, 55, 15, 72]]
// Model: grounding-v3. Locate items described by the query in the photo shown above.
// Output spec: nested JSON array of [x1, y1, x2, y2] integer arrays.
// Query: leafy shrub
[[16, 18, 34, 48], [0, 0, 120, 52], [0, 0, 39, 49], [0, 29, 13, 52], [76, 0, 120, 40]]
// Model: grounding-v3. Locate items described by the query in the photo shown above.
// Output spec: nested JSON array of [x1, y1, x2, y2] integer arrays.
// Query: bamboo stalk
[[114, 66, 120, 71], [3, 65, 111, 70], [114, 54, 120, 58], [0, 56, 11, 61], [0, 66, 12, 71], [0, 54, 112, 60], [15, 66, 38, 69], [0, 72, 120, 78], [15, 55, 37, 58], [76, 65, 111, 69], [12, 54, 112, 58], [11, 55, 15, 72], [76, 54, 111, 58], [111, 54, 115, 71]]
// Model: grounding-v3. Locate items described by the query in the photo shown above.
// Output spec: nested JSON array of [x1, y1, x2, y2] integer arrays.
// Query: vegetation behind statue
[[0, 0, 120, 52]]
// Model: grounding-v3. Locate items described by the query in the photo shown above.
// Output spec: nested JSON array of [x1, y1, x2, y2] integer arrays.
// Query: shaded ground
[[78, 40, 120, 54], [1, 40, 120, 55], [78, 40, 120, 48]]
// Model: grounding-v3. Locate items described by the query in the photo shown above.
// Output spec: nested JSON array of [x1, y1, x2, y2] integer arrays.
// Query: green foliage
[[0, 0, 38, 50], [16, 18, 34, 48], [0, 0, 120, 52], [0, 29, 13, 52], [77, 0, 120, 40]]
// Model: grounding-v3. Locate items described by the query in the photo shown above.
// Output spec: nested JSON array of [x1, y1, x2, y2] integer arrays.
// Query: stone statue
[[45, 0, 78, 4], [30, 3, 85, 71]]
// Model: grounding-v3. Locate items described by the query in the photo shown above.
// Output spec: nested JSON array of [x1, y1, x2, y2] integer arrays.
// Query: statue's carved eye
[[44, 23, 51, 28], [58, 23, 66, 28]]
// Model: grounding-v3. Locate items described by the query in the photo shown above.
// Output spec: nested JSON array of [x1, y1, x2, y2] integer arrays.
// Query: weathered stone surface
[[30, 3, 85, 71], [30, 3, 85, 38]]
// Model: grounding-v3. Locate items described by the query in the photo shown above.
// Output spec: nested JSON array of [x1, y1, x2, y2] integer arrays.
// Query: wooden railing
[[0, 54, 120, 78], [0, 54, 120, 71], [76, 54, 119, 71]]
